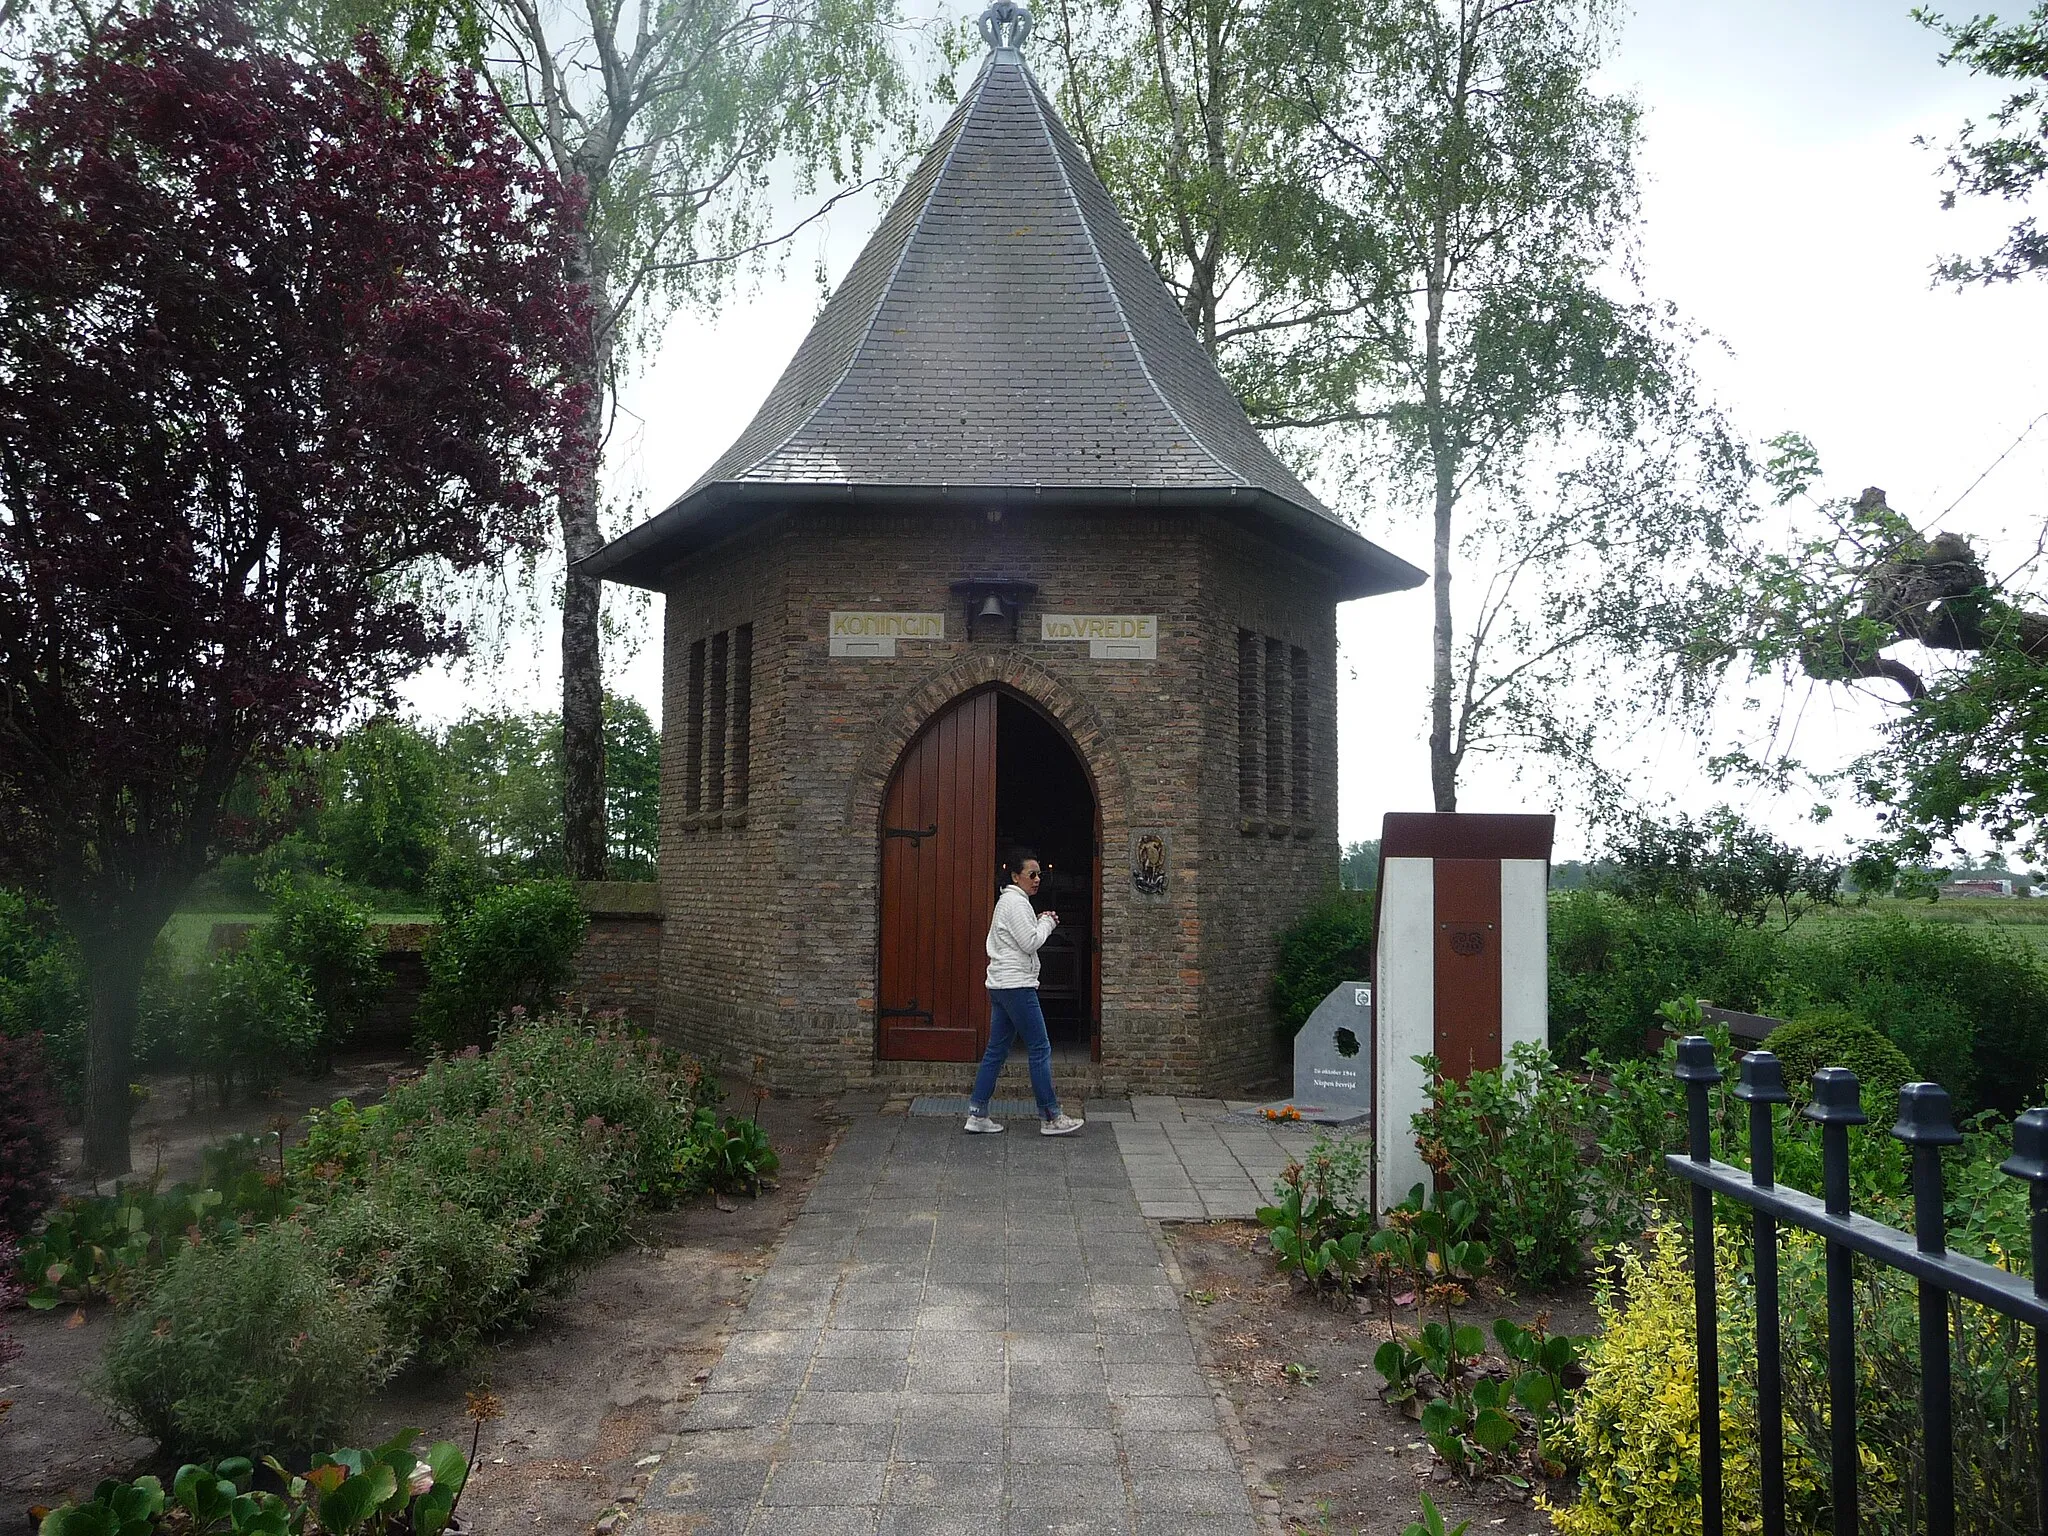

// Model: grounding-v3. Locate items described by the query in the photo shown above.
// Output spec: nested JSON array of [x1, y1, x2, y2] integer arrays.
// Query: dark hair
[[1004, 846, 1040, 879]]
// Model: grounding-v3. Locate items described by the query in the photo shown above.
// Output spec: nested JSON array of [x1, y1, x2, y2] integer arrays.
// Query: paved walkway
[[1109, 1098, 1317, 1220], [631, 1114, 1263, 1536]]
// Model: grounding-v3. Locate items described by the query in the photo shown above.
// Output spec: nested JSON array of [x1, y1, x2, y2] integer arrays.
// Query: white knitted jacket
[[984, 883, 1056, 989]]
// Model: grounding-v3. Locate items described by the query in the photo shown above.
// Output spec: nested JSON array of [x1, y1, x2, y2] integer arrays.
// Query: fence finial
[[1802, 1066, 1868, 1126], [1892, 1081, 1963, 1147], [1734, 1050, 1790, 1104], [1674, 1034, 1723, 1085], [2002, 1108, 2048, 1184]]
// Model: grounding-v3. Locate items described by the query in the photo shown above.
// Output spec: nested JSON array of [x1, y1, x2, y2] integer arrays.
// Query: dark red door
[[878, 691, 996, 1061], [1434, 858, 1503, 1081]]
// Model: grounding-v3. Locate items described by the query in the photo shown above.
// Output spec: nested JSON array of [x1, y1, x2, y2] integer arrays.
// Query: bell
[[976, 594, 1007, 621]]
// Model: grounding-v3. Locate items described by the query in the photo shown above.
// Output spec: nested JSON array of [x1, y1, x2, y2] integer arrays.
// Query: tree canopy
[[1920, 1, 2048, 284], [0, 0, 583, 1171], [1048, 0, 1750, 811]]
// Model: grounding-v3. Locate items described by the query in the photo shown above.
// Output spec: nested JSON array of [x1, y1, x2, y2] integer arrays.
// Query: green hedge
[[1272, 892, 1373, 1035], [1548, 891, 2048, 1115]]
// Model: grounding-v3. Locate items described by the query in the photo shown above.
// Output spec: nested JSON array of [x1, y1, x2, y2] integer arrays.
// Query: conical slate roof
[[585, 41, 1423, 598]]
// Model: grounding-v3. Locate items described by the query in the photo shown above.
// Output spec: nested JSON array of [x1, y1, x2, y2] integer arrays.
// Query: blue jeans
[[970, 987, 1061, 1120]]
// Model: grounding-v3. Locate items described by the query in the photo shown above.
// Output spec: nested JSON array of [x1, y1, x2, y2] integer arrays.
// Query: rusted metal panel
[[1433, 857, 1502, 1081]]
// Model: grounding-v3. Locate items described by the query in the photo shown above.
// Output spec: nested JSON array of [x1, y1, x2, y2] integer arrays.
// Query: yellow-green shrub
[[1545, 1221, 1816, 1535]]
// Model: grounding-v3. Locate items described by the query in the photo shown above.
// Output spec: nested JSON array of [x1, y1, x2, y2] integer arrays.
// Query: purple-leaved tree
[[0, 1, 588, 1174]]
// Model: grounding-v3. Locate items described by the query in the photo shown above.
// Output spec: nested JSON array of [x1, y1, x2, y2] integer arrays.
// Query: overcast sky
[[402, 0, 2048, 860]]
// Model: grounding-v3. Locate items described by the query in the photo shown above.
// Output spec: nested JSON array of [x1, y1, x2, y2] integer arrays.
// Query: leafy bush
[[0, 889, 86, 1081], [186, 945, 325, 1102], [291, 1014, 723, 1366], [1414, 1043, 1596, 1287], [1779, 916, 2048, 1114], [1255, 1131, 1372, 1289], [1271, 892, 1372, 1035], [484, 1013, 711, 1202], [316, 1182, 541, 1369], [1765, 1006, 1915, 1110], [1412, 1038, 1682, 1287], [1544, 1222, 1796, 1534], [256, 881, 384, 1053], [37, 1429, 470, 1536], [1549, 890, 1785, 1062], [98, 1221, 398, 1458], [20, 1144, 301, 1308], [0, 1028, 62, 1237], [416, 880, 585, 1049]]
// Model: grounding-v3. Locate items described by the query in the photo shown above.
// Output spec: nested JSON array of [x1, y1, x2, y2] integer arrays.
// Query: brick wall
[[648, 501, 1350, 1096]]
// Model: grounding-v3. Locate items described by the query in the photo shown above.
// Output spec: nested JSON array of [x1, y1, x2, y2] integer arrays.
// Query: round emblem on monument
[[1449, 928, 1485, 957]]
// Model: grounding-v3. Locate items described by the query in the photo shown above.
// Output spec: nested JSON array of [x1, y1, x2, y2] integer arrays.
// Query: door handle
[[885, 823, 939, 846]]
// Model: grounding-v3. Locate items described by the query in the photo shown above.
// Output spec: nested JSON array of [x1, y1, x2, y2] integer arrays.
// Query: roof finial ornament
[[978, 0, 1031, 51]]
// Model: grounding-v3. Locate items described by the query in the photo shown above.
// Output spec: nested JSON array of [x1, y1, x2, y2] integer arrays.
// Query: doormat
[[908, 1096, 1044, 1118]]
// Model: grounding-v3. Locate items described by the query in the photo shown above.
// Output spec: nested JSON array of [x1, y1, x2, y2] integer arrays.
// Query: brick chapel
[[584, 7, 1423, 1097]]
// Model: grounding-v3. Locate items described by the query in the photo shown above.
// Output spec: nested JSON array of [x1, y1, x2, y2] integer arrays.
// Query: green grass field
[[1806, 896, 2048, 954]]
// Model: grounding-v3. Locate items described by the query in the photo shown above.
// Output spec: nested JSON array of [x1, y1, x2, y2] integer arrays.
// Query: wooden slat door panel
[[878, 691, 996, 1061]]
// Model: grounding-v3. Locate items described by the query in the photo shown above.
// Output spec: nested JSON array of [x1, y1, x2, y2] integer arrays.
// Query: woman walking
[[965, 848, 1085, 1135]]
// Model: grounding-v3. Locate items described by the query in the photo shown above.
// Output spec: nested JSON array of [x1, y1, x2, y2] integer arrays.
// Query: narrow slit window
[[730, 624, 752, 808], [1290, 644, 1311, 820], [1237, 629, 1262, 814], [684, 639, 706, 815], [1264, 637, 1287, 819], [707, 630, 729, 811]]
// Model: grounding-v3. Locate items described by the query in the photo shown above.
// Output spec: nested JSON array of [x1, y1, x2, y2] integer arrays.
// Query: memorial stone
[[1286, 981, 1373, 1125]]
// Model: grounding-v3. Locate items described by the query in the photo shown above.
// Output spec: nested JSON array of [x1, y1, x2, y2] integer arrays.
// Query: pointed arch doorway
[[877, 688, 1100, 1063]]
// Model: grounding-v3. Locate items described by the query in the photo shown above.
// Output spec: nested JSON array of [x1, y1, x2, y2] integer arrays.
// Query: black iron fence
[[1666, 1034, 2048, 1536]]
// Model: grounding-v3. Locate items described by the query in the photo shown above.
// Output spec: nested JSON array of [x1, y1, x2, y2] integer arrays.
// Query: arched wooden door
[[877, 690, 997, 1061]]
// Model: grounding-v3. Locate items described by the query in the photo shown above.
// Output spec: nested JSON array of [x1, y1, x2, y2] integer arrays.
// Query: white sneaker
[[1040, 1114, 1085, 1136], [964, 1114, 1005, 1134]]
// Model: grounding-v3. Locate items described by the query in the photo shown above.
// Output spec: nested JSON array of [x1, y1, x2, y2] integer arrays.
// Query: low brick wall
[[205, 884, 665, 1046], [567, 882, 664, 1023]]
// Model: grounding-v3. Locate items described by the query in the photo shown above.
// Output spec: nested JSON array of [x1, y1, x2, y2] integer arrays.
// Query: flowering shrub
[[97, 1221, 397, 1458]]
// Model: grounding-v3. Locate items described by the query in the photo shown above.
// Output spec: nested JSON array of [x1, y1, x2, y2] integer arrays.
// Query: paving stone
[[1119, 1434, 1236, 1472], [897, 1392, 1008, 1429], [746, 1507, 882, 1535], [1097, 1332, 1196, 1365], [1130, 1513, 1255, 1536], [1005, 1463, 1127, 1508], [1103, 1362, 1197, 1396], [762, 1462, 887, 1507], [1128, 1471, 1251, 1514], [906, 1355, 1003, 1393], [779, 1421, 898, 1462], [1010, 1392, 1113, 1429], [885, 1462, 1002, 1508], [647, 1460, 772, 1512], [894, 1419, 1006, 1464], [1113, 1396, 1217, 1431], [1006, 1333, 1101, 1363], [909, 1329, 1005, 1363], [1005, 1509, 1133, 1536], [815, 1330, 914, 1360], [790, 1390, 901, 1425], [1008, 1426, 1120, 1466], [879, 1509, 1002, 1536], [805, 1356, 911, 1393]]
